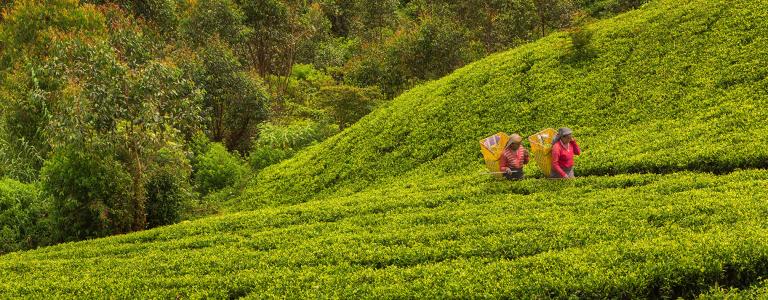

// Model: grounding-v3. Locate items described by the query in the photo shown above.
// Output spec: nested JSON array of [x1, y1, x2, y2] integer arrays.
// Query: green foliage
[[196, 39, 269, 153], [145, 145, 193, 229], [0, 124, 44, 182], [235, 0, 293, 76], [0, 178, 53, 254], [181, 0, 246, 46], [312, 37, 360, 71], [315, 85, 382, 129], [565, 26, 597, 62], [194, 143, 248, 195], [248, 146, 293, 172], [102, 4, 161, 68], [255, 121, 336, 150], [577, 0, 650, 17], [248, 120, 338, 172], [83, 0, 180, 35], [5, 171, 768, 297], [0, 0, 105, 64], [40, 148, 134, 241]]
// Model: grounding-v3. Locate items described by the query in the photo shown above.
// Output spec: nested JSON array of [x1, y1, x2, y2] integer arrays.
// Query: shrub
[[248, 146, 294, 172], [41, 148, 134, 241], [247, 120, 339, 172], [0, 178, 54, 254], [256, 120, 337, 150], [145, 146, 193, 229], [194, 143, 248, 195], [315, 85, 382, 130]]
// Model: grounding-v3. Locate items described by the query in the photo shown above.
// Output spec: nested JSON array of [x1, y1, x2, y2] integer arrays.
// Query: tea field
[[4, 0, 768, 298], [3, 171, 768, 298]]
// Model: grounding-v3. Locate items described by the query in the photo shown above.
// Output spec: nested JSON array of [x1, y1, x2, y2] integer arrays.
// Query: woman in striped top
[[499, 133, 530, 180]]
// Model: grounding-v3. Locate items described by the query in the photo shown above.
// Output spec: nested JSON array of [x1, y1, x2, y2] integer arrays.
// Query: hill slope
[[240, 0, 768, 208], [4, 0, 768, 298]]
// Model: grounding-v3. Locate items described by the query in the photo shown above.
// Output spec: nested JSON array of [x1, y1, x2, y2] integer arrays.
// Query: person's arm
[[551, 144, 567, 178], [571, 140, 581, 156]]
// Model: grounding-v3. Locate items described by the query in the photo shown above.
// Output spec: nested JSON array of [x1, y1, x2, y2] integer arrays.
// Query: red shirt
[[499, 146, 529, 171], [551, 140, 581, 177]]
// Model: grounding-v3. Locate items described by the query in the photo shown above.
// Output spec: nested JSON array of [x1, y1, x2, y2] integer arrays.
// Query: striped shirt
[[499, 146, 529, 171]]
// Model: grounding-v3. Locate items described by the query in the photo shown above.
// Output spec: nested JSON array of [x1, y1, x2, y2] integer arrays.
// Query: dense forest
[[0, 0, 647, 253]]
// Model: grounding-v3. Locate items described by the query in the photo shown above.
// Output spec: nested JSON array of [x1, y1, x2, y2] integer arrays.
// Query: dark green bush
[[41, 149, 134, 241], [194, 143, 248, 195], [315, 85, 382, 130], [0, 178, 54, 254], [145, 146, 193, 229]]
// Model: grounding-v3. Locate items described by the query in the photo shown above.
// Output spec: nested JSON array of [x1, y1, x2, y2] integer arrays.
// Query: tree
[[197, 40, 269, 153], [316, 85, 382, 130], [181, 0, 246, 47], [354, 0, 398, 43], [532, 0, 576, 37], [317, 0, 357, 37], [236, 0, 291, 77]]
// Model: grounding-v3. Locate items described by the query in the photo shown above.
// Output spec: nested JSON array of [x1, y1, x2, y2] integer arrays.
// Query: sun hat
[[506, 133, 523, 147], [552, 127, 573, 144], [558, 127, 573, 137]]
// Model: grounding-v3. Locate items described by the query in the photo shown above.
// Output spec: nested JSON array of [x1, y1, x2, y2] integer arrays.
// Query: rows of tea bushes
[[2, 170, 768, 297], [235, 0, 768, 209], [699, 279, 768, 299]]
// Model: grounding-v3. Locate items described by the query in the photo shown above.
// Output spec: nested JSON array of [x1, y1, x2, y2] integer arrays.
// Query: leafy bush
[[194, 142, 248, 195], [0, 178, 54, 254], [248, 146, 293, 172], [145, 145, 193, 229], [181, 0, 246, 46], [315, 85, 382, 130], [247, 120, 338, 172], [40, 148, 134, 241], [256, 121, 337, 150]]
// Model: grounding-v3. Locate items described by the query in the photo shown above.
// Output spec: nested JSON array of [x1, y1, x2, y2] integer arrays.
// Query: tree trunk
[[129, 125, 146, 232]]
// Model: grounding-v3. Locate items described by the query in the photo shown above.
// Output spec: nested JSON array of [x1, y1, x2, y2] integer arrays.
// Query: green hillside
[[240, 0, 768, 208], [4, 0, 768, 298]]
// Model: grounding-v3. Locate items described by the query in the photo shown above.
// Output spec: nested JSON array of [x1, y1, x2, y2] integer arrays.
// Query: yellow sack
[[479, 132, 510, 178], [528, 128, 557, 177]]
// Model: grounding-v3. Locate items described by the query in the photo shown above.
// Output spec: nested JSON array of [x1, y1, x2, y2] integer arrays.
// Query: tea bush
[[3, 171, 768, 298]]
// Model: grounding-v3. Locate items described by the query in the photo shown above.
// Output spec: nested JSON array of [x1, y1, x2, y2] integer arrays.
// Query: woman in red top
[[499, 133, 530, 180], [550, 127, 581, 179]]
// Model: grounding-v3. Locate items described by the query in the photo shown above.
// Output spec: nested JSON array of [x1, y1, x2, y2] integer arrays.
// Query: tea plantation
[[3, 0, 768, 298]]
